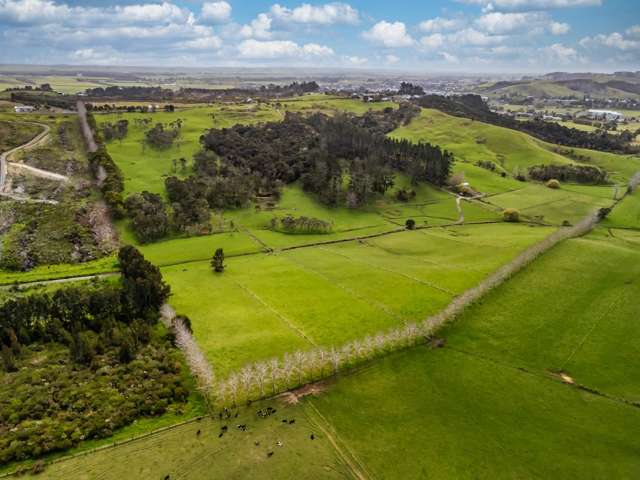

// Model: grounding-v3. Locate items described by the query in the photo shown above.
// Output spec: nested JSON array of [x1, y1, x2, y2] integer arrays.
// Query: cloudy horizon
[[0, 0, 638, 73]]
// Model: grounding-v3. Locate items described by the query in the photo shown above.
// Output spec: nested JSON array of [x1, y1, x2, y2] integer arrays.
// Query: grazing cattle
[[218, 432, 224, 438], [288, 420, 295, 425], [267, 452, 274, 457], [196, 430, 201, 436], [282, 419, 287, 423], [310, 434, 315, 440], [255, 441, 260, 446], [221, 425, 228, 431], [164, 476, 170, 480]]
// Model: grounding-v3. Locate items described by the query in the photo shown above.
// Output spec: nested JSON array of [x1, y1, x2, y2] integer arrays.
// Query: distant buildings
[[582, 109, 625, 121], [14, 105, 35, 113]]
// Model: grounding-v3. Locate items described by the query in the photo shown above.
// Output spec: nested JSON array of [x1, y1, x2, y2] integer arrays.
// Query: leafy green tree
[[211, 248, 225, 273]]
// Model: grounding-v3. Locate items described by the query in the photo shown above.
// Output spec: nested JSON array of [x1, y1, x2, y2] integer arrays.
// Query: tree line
[[527, 164, 608, 184], [86, 112, 126, 217]]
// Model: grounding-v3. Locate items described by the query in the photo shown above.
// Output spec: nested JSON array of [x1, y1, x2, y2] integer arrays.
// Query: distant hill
[[479, 72, 640, 100]]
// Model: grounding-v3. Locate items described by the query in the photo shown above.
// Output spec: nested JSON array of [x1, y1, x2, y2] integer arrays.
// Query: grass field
[[26, 217, 640, 479], [163, 223, 552, 375], [391, 108, 640, 189], [602, 190, 640, 230], [441, 228, 640, 402]]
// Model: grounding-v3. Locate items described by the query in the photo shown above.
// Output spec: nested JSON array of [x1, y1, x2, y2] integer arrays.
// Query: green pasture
[[390, 108, 573, 175], [602, 190, 640, 229], [487, 183, 612, 224], [442, 228, 640, 402], [30, 334, 640, 479], [307, 346, 640, 479], [163, 223, 551, 375]]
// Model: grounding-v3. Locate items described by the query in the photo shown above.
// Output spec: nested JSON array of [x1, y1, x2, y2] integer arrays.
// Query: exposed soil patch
[[279, 381, 329, 405]]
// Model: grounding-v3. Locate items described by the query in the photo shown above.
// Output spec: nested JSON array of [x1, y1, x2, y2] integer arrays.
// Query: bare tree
[[255, 362, 268, 397], [269, 357, 280, 394], [160, 304, 215, 409]]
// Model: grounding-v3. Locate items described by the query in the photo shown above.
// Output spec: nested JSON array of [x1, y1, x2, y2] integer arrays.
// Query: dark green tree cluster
[[192, 109, 451, 209], [165, 176, 213, 234], [270, 215, 332, 234], [0, 246, 170, 363], [397, 82, 425, 96], [124, 191, 169, 243], [101, 119, 129, 142], [211, 248, 225, 273], [144, 122, 180, 150], [527, 164, 608, 184]]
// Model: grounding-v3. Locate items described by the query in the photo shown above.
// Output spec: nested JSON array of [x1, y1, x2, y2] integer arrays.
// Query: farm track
[[7, 162, 69, 182], [305, 401, 372, 480], [0, 121, 51, 195], [0, 120, 72, 204]]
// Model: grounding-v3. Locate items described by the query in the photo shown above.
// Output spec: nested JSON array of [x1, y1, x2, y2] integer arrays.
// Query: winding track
[[0, 121, 72, 203], [0, 121, 51, 192]]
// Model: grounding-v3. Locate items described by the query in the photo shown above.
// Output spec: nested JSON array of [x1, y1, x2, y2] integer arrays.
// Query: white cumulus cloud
[[270, 2, 358, 25], [459, 0, 601, 11], [239, 13, 272, 39], [237, 39, 333, 59], [200, 2, 231, 24], [420, 33, 445, 49], [362, 21, 414, 48], [419, 17, 464, 33]]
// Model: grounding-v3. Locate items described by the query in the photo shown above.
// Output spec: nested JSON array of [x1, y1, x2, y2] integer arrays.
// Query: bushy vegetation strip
[[0, 246, 187, 464], [79, 101, 125, 217]]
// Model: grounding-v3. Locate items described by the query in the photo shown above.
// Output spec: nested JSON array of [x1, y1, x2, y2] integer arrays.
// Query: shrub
[[503, 208, 520, 222], [546, 179, 561, 189], [405, 219, 416, 230], [31, 459, 46, 475]]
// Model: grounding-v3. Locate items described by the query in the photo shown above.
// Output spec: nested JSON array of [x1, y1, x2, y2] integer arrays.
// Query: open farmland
[[1, 84, 639, 479], [163, 223, 552, 374], [28, 228, 640, 479]]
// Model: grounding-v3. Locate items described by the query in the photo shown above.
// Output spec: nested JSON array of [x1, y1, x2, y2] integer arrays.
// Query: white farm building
[[14, 105, 35, 113], [584, 109, 625, 121]]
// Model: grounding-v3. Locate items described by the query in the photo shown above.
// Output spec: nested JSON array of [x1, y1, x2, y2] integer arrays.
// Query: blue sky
[[0, 0, 638, 72]]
